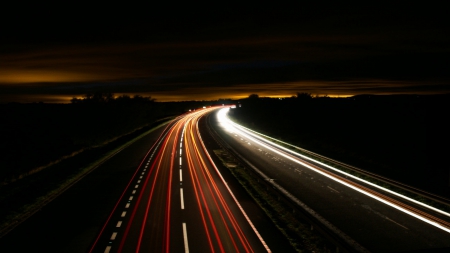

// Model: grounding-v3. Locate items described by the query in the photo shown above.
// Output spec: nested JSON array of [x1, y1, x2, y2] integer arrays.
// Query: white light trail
[[217, 108, 450, 233], [221, 108, 450, 217]]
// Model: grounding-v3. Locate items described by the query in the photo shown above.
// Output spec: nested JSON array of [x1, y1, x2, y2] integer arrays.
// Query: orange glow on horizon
[[0, 70, 103, 84]]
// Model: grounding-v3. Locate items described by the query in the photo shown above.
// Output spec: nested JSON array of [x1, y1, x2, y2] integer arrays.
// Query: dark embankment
[[229, 94, 450, 199], [0, 96, 226, 234], [0, 98, 217, 184]]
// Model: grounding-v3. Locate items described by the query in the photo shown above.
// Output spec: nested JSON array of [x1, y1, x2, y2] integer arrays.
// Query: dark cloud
[[1, 3, 449, 102]]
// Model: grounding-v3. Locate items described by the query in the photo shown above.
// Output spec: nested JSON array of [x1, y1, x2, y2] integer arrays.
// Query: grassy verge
[[213, 149, 333, 252], [0, 119, 172, 237]]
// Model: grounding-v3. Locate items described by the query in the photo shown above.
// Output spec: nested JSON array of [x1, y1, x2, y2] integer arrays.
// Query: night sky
[[1, 3, 449, 103]]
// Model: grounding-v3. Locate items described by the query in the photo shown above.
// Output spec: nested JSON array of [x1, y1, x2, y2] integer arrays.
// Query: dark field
[[0, 98, 217, 183]]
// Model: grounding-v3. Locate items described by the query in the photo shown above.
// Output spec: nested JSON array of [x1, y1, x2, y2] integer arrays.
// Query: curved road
[[90, 107, 270, 252], [209, 107, 450, 252]]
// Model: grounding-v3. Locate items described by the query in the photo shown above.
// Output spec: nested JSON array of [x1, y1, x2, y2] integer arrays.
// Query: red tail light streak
[[90, 106, 270, 253]]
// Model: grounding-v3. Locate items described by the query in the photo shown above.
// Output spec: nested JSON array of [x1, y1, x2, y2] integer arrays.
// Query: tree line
[[70, 92, 156, 104]]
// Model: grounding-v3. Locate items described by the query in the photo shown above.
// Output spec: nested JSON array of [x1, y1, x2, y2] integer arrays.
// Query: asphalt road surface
[[0, 107, 292, 253], [209, 107, 450, 252], [89, 107, 271, 252]]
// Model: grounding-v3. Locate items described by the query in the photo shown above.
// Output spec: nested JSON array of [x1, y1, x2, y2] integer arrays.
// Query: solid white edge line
[[183, 223, 189, 253]]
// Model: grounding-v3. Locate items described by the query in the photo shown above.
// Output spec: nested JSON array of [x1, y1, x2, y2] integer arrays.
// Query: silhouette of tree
[[296, 92, 312, 100], [70, 93, 156, 104], [248, 94, 260, 100]]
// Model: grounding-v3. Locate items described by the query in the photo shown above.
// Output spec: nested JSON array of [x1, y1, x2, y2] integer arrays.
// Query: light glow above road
[[217, 108, 450, 234]]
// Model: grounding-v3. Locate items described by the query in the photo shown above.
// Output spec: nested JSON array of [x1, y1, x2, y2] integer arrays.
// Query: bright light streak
[[217, 108, 450, 233], [223, 110, 450, 218], [196, 114, 272, 252], [181, 107, 265, 252]]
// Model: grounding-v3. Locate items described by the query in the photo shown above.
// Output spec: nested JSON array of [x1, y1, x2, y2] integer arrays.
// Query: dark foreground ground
[[0, 112, 293, 253]]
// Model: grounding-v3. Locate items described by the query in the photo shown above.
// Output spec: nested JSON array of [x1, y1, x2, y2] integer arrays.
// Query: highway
[[5, 105, 447, 252], [89, 107, 270, 253], [206, 107, 450, 252]]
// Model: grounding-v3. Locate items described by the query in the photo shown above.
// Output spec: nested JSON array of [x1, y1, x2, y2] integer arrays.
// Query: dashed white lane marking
[[125, 203, 130, 208], [129, 196, 133, 201], [104, 246, 111, 253], [121, 211, 126, 217], [141, 172, 145, 175], [135, 184, 139, 188], [116, 221, 122, 227], [180, 169, 183, 182], [182, 223, 189, 253], [110, 232, 118, 240], [179, 157, 182, 166], [180, 143, 182, 148], [327, 186, 340, 193], [180, 149, 182, 155], [386, 217, 409, 230], [132, 190, 136, 194], [137, 180, 141, 183], [180, 188, 185, 209]]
